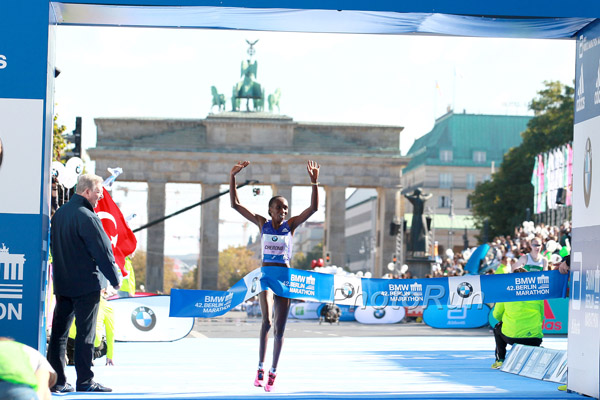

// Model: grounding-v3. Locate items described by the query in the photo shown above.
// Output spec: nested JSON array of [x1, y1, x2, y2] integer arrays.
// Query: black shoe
[[76, 381, 113, 392], [51, 383, 75, 393]]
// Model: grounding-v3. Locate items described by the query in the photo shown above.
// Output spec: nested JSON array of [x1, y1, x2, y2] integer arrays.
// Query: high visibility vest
[[0, 341, 38, 389]]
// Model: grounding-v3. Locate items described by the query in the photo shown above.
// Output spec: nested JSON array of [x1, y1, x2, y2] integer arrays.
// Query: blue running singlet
[[261, 220, 293, 264]]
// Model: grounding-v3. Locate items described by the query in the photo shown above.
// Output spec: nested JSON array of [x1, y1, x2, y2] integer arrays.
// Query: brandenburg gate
[[88, 113, 408, 291]]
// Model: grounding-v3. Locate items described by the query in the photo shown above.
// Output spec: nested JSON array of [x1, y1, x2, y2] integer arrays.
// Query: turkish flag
[[94, 188, 137, 277]]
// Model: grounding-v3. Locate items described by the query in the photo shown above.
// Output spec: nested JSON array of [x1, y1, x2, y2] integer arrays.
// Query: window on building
[[440, 150, 453, 162], [438, 195, 450, 208], [466, 174, 475, 190], [439, 173, 453, 188], [473, 151, 486, 163], [482, 174, 491, 182], [466, 197, 472, 209]]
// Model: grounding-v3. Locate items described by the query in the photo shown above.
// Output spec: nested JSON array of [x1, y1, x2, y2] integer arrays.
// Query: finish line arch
[[1, 1, 599, 397]]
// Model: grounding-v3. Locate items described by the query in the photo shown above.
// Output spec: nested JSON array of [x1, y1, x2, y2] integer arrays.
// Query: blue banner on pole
[[170, 268, 568, 318], [464, 243, 490, 274]]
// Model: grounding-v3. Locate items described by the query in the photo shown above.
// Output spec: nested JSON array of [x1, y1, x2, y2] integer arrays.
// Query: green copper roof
[[403, 112, 531, 173]]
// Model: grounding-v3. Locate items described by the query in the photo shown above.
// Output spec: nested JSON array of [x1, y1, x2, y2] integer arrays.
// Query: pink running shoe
[[254, 369, 265, 387], [264, 372, 276, 392]]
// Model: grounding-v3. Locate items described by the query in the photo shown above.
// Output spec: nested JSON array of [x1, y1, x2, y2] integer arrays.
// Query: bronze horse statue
[[268, 88, 281, 113], [211, 86, 226, 112]]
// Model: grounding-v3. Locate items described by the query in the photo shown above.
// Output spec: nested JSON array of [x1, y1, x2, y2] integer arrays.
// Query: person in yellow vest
[[495, 255, 512, 274], [117, 256, 136, 298], [66, 291, 115, 366], [490, 268, 544, 369], [0, 337, 57, 400]]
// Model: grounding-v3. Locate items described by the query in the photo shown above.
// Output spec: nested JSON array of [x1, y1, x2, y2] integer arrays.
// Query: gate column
[[146, 181, 166, 292], [199, 184, 220, 289], [375, 187, 400, 278], [324, 186, 346, 268]]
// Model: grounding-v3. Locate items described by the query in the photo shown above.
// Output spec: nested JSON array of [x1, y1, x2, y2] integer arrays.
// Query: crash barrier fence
[[500, 344, 567, 384]]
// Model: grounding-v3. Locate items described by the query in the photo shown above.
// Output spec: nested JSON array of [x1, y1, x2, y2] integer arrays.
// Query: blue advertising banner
[[0, 1, 53, 351], [542, 298, 569, 334], [423, 304, 491, 329], [354, 306, 405, 324], [170, 267, 333, 318], [571, 18, 600, 399], [361, 271, 568, 308], [0, 1, 50, 100], [170, 268, 568, 318], [0, 215, 47, 349], [574, 20, 600, 125]]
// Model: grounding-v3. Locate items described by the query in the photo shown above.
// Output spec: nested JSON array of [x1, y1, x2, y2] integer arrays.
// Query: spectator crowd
[[387, 220, 572, 279]]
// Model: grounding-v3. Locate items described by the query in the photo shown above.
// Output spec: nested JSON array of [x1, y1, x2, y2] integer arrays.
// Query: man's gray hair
[[75, 174, 104, 194]]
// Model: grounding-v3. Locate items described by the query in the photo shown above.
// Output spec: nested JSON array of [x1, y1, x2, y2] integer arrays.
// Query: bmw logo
[[373, 309, 386, 319], [457, 282, 474, 298], [340, 282, 355, 299], [272, 236, 278, 242], [584, 137, 592, 208], [131, 306, 157, 332], [251, 276, 259, 293]]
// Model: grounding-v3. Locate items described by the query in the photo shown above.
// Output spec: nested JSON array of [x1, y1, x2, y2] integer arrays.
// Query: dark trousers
[[493, 322, 542, 361], [47, 291, 100, 388], [67, 337, 107, 365]]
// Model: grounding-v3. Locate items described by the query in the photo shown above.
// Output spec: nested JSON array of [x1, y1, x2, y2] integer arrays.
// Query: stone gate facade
[[88, 112, 408, 291]]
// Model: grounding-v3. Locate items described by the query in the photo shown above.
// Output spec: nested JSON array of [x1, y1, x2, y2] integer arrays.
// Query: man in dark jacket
[[47, 174, 121, 393]]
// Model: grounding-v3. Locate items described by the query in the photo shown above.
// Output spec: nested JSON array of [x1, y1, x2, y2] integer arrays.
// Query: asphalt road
[[189, 311, 495, 338]]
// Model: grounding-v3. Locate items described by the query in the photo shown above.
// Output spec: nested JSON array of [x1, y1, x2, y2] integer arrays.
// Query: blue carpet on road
[[55, 336, 583, 400]]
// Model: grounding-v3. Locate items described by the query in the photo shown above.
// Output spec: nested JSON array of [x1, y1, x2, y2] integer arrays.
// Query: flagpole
[[132, 179, 259, 233]]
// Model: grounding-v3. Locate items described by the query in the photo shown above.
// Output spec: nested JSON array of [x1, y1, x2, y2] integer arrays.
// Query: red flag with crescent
[[94, 188, 137, 277]]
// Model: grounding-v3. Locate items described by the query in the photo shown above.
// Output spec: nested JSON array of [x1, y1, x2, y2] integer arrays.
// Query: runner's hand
[[231, 161, 250, 176], [307, 160, 320, 183]]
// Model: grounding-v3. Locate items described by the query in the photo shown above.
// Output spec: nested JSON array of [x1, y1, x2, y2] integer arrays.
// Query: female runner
[[511, 236, 548, 272], [230, 160, 320, 392]]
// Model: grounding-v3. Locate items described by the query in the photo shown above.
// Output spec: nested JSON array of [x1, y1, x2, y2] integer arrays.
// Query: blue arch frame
[[0, 0, 599, 396]]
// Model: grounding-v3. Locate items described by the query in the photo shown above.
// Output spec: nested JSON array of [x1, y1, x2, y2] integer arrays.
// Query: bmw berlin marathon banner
[[570, 20, 600, 399], [110, 296, 194, 342], [0, 98, 48, 349], [170, 269, 568, 318]]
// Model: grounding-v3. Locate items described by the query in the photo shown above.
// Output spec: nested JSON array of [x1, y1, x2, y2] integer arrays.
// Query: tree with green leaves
[[291, 242, 323, 269], [469, 81, 573, 239], [53, 115, 67, 161], [218, 245, 260, 290], [129, 250, 182, 294]]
